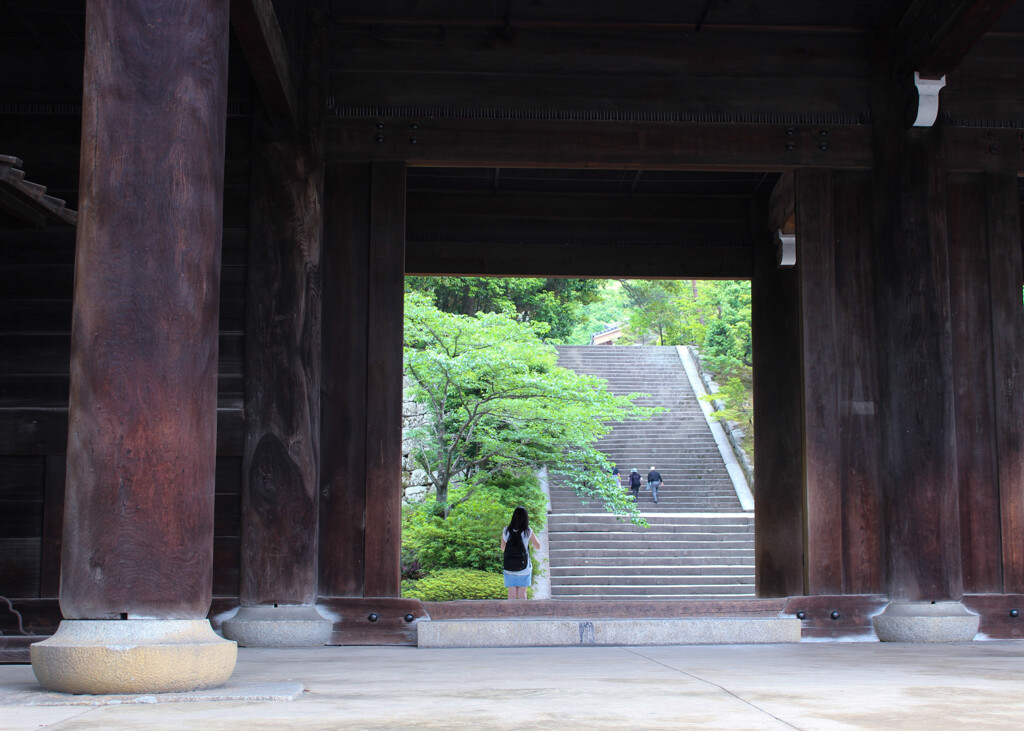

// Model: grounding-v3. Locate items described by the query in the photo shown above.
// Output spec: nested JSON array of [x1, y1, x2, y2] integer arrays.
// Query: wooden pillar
[[795, 169, 884, 596], [320, 162, 406, 598], [752, 190, 804, 597], [238, 110, 323, 607], [871, 122, 961, 602], [60, 0, 229, 620]]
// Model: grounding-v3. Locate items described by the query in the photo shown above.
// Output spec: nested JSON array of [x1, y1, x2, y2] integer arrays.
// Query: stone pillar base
[[31, 619, 237, 694], [221, 605, 333, 647], [873, 602, 980, 642]]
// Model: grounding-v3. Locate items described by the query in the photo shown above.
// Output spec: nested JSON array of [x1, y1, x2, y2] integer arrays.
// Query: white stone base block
[[31, 619, 237, 695], [873, 602, 979, 643], [417, 618, 801, 648], [220, 605, 333, 647]]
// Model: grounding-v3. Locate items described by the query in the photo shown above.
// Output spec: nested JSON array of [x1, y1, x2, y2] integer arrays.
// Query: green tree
[[404, 291, 657, 522], [406, 276, 601, 342]]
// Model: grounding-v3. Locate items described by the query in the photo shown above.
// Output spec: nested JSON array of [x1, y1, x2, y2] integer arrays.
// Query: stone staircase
[[547, 345, 754, 600]]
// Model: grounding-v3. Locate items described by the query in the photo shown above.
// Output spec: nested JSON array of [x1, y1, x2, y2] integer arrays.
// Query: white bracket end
[[776, 228, 796, 268], [913, 71, 946, 127]]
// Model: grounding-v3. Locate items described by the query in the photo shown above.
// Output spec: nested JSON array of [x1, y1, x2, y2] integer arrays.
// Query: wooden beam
[[406, 191, 753, 247], [230, 0, 297, 123], [326, 118, 874, 171], [898, 0, 1018, 79], [406, 241, 753, 279]]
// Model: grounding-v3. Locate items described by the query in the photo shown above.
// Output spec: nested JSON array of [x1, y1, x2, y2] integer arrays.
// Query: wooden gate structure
[[3, 0, 1024, 688]]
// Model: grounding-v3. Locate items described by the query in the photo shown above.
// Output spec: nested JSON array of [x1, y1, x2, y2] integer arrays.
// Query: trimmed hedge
[[402, 568, 507, 601]]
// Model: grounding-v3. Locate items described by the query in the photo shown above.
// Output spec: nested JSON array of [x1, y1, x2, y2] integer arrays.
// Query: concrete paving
[[3, 641, 1024, 729]]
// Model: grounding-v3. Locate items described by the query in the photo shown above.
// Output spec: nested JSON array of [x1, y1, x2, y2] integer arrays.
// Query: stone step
[[549, 550, 754, 560], [553, 573, 755, 586], [417, 618, 799, 648], [550, 585, 756, 597], [551, 565, 754, 577]]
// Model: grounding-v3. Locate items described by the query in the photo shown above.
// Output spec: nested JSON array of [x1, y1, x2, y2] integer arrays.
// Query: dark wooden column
[[61, 0, 229, 619], [320, 162, 406, 598], [871, 122, 962, 602], [752, 190, 804, 597], [795, 169, 884, 596], [239, 109, 323, 607]]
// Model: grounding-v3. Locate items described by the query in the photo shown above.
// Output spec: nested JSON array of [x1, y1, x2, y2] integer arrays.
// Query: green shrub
[[402, 568, 507, 601], [403, 470, 547, 574]]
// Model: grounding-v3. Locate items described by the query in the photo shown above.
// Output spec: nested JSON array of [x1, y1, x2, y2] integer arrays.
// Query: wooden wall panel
[[987, 172, 1024, 592], [947, 173, 1002, 593]]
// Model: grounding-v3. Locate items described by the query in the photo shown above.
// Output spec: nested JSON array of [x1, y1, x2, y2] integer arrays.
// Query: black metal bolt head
[[830, 611, 841, 620], [786, 144, 795, 151], [375, 135, 385, 144], [785, 128, 795, 136], [376, 122, 385, 129], [410, 122, 419, 130], [796, 611, 806, 620], [404, 613, 415, 623], [1010, 609, 1020, 619], [819, 143, 829, 151], [367, 613, 379, 622], [409, 137, 419, 144]]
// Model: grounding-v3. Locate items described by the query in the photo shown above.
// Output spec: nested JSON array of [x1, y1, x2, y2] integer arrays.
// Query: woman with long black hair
[[500, 506, 541, 600]]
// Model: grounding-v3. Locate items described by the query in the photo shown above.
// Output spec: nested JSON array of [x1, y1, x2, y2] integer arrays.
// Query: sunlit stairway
[[547, 345, 754, 600]]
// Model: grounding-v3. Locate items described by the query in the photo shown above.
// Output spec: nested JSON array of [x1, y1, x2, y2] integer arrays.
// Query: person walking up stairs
[[546, 345, 754, 600]]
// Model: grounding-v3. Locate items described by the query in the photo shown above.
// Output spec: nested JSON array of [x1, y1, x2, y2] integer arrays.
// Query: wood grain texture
[[60, 0, 230, 619], [751, 192, 805, 598], [320, 597, 425, 646], [795, 168, 844, 595], [832, 172, 884, 595], [871, 122, 961, 602], [239, 109, 323, 607], [319, 163, 371, 597], [406, 241, 754, 280], [326, 118, 874, 171], [986, 173, 1024, 592], [422, 599, 786, 620], [947, 173, 1002, 593], [362, 162, 406, 598], [39, 456, 65, 598], [781, 595, 888, 639]]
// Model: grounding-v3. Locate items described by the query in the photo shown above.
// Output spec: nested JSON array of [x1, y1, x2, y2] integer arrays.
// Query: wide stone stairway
[[548, 346, 754, 600]]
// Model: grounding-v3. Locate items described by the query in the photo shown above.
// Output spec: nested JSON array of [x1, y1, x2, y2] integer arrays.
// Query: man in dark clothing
[[647, 466, 663, 504], [628, 468, 642, 502]]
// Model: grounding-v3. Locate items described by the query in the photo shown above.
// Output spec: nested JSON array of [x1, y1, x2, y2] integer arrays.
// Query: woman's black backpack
[[503, 527, 529, 571]]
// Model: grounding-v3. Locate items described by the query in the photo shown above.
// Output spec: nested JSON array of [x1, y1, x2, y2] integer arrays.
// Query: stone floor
[[3, 641, 1024, 729]]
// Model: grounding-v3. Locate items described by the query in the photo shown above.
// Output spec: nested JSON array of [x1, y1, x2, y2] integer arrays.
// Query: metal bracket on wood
[[776, 228, 796, 268], [912, 72, 946, 127]]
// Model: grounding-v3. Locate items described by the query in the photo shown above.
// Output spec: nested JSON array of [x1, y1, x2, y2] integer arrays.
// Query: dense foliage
[[404, 290, 658, 521], [402, 569, 508, 601], [403, 472, 546, 574], [406, 276, 601, 342]]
